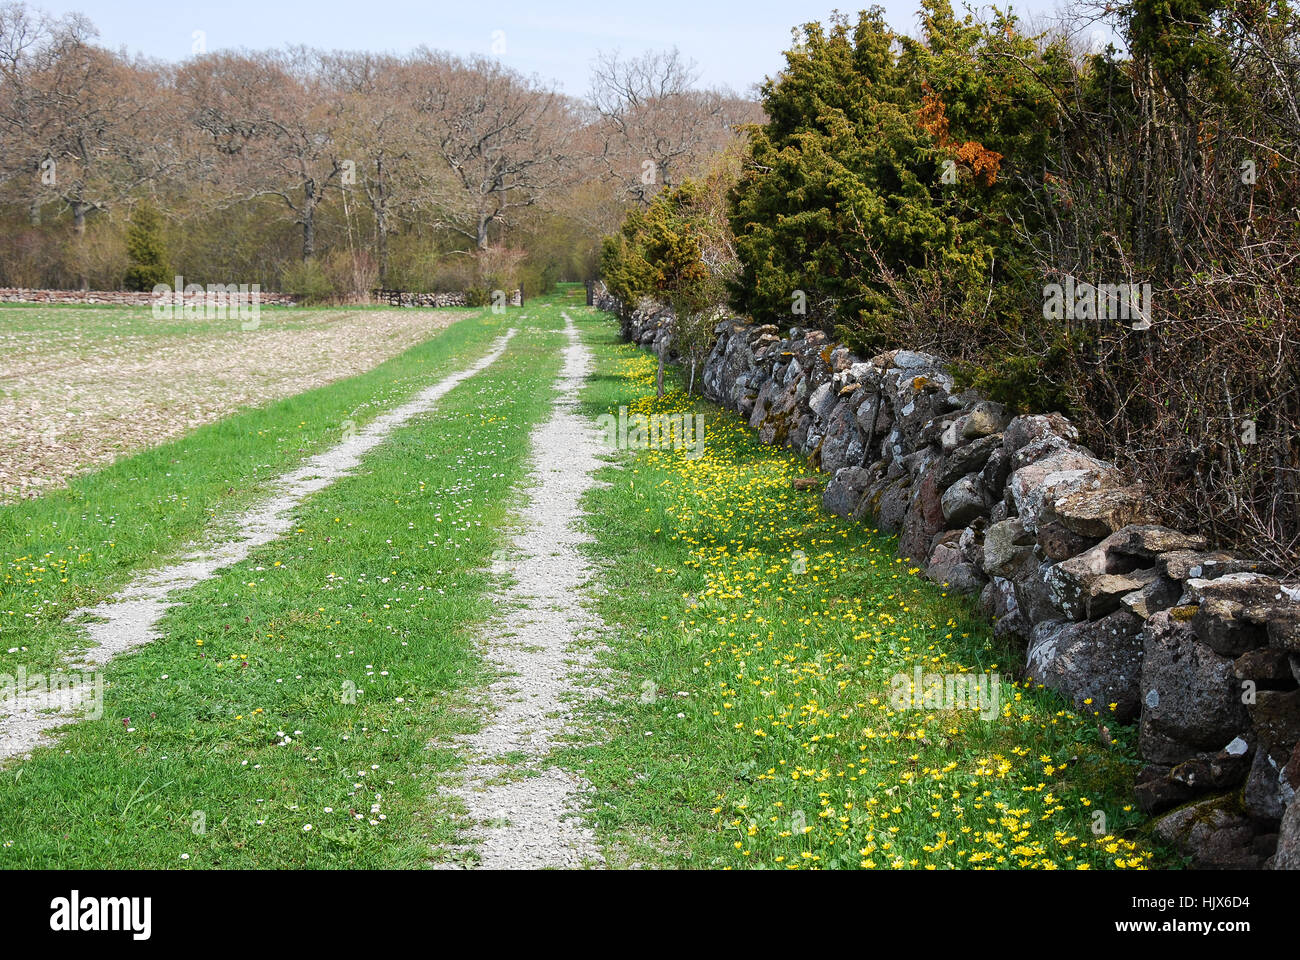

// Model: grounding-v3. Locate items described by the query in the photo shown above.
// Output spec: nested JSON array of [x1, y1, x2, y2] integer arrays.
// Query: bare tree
[[408, 50, 578, 254], [0, 3, 755, 295], [181, 48, 347, 261], [1, 7, 175, 285], [589, 47, 758, 204], [0, 1, 55, 219], [325, 52, 425, 286]]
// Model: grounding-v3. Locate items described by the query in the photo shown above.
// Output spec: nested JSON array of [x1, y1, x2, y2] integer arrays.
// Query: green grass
[[0, 283, 1172, 870], [0, 301, 573, 867], [0, 301, 382, 337], [560, 307, 1166, 870], [0, 305, 501, 678]]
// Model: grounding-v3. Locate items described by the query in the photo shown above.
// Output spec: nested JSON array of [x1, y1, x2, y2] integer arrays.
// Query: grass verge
[[562, 307, 1167, 870], [1, 306, 499, 677], [0, 307, 567, 867]]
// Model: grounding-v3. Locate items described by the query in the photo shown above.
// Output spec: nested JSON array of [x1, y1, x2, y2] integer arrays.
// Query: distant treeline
[[0, 2, 758, 299]]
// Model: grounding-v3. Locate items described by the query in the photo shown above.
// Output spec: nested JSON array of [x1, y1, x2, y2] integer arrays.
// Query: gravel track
[[437, 311, 607, 870], [0, 330, 517, 762]]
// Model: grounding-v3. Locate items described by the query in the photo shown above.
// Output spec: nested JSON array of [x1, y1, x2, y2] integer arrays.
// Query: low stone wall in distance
[[0, 287, 298, 307], [373, 289, 523, 308], [0, 287, 525, 308]]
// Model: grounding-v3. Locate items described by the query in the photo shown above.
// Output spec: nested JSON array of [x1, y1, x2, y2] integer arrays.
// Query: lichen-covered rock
[[960, 400, 1009, 440], [1189, 597, 1268, 658], [1182, 571, 1280, 605], [789, 411, 815, 452], [1012, 557, 1068, 625], [823, 466, 874, 519], [1006, 434, 1077, 475], [1233, 648, 1295, 683], [978, 575, 1018, 619], [1102, 524, 1208, 559], [1136, 748, 1252, 814], [703, 320, 760, 405], [1154, 795, 1264, 869], [1121, 574, 1183, 620], [1236, 587, 1300, 653], [958, 521, 985, 569], [853, 391, 890, 443], [749, 378, 780, 430], [933, 413, 966, 452], [1172, 746, 1254, 793], [927, 531, 962, 566], [893, 387, 948, 450], [1245, 747, 1287, 821], [1249, 689, 1300, 762], [900, 472, 945, 562], [1135, 765, 1198, 813], [940, 473, 989, 528], [1182, 574, 1284, 656], [987, 576, 1027, 641], [877, 348, 938, 372], [1025, 610, 1145, 720], [1038, 526, 1207, 623], [872, 475, 911, 532], [925, 531, 984, 593], [818, 400, 866, 475], [899, 447, 936, 481], [808, 381, 838, 422], [981, 444, 1013, 497], [1160, 551, 1279, 582], [1275, 796, 1300, 869], [936, 433, 1002, 490], [1008, 449, 1123, 534], [1264, 609, 1300, 653], [1047, 484, 1158, 538], [1035, 520, 1102, 563], [1002, 413, 1079, 453], [983, 518, 1036, 579], [1140, 610, 1250, 763], [1045, 555, 1159, 622]]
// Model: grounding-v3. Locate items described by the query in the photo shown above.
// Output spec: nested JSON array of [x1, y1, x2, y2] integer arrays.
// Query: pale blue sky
[[39, 0, 1089, 95]]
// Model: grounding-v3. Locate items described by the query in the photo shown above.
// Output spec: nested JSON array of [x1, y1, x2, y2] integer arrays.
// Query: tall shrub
[[123, 203, 170, 291]]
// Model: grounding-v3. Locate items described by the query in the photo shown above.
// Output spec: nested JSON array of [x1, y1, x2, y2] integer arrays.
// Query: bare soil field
[[0, 304, 461, 499]]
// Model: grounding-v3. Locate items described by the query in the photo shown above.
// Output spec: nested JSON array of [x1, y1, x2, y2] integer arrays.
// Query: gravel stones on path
[[0, 331, 517, 762], [436, 312, 607, 870]]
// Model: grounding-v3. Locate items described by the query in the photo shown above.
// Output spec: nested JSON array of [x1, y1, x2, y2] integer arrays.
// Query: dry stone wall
[[0, 287, 298, 306], [375, 289, 522, 307], [598, 285, 1300, 870], [0, 288, 523, 308]]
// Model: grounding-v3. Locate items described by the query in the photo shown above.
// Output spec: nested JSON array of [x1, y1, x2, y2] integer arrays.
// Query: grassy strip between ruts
[[1, 305, 502, 679], [563, 306, 1174, 870], [0, 308, 567, 868]]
